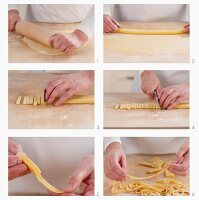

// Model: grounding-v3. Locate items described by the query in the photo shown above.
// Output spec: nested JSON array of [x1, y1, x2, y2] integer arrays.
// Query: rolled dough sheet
[[23, 30, 72, 56], [104, 34, 189, 55]]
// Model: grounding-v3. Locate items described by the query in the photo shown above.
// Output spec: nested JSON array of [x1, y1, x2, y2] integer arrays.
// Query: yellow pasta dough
[[115, 103, 189, 110], [17, 152, 64, 194], [116, 28, 187, 35], [16, 95, 94, 106]]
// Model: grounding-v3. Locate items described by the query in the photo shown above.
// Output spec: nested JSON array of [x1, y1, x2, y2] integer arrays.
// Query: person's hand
[[141, 71, 161, 99], [104, 142, 127, 181], [169, 140, 189, 176], [8, 9, 21, 31], [157, 83, 189, 109], [50, 155, 94, 196], [44, 71, 94, 106], [184, 24, 190, 33], [8, 139, 30, 180], [49, 29, 88, 54], [104, 15, 121, 33]]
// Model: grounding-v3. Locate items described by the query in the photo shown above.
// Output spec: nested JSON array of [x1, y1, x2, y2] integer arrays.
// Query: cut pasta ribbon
[[17, 152, 64, 194], [116, 28, 187, 35], [16, 95, 94, 106], [115, 103, 189, 110]]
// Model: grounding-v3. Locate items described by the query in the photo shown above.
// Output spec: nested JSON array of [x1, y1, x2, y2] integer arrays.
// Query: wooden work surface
[[104, 22, 189, 63], [9, 22, 94, 63], [8, 72, 94, 129], [104, 93, 189, 129], [104, 154, 189, 196]]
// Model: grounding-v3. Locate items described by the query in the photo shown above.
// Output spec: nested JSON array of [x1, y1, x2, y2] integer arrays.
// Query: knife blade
[[154, 90, 161, 108]]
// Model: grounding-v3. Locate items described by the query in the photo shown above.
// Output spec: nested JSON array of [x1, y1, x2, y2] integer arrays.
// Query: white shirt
[[104, 137, 186, 155], [104, 4, 189, 22], [9, 138, 94, 195], [9, 4, 94, 38], [133, 70, 189, 92]]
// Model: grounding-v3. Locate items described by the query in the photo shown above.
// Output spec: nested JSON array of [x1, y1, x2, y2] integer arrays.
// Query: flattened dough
[[104, 33, 189, 55], [23, 30, 72, 56]]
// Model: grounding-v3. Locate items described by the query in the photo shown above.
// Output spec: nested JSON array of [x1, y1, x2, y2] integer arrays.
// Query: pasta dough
[[16, 95, 94, 106], [17, 152, 64, 194], [23, 37, 66, 56], [115, 103, 189, 110], [104, 34, 189, 55], [116, 28, 186, 35]]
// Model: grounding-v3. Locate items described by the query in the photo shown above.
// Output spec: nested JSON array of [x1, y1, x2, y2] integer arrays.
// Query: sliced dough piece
[[17, 152, 64, 194], [16, 96, 22, 105], [116, 28, 186, 35]]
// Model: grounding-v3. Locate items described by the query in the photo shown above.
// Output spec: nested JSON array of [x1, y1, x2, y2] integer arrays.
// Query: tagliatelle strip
[[17, 152, 64, 194]]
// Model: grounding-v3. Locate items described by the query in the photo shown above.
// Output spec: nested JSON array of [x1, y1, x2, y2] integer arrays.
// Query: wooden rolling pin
[[15, 20, 54, 47]]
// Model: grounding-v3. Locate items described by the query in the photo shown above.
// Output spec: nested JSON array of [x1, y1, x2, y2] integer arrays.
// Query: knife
[[154, 90, 161, 108]]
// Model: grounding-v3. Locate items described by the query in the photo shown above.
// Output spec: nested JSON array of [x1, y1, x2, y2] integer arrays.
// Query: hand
[[169, 140, 189, 176], [184, 24, 190, 33], [49, 29, 88, 54], [104, 15, 121, 33], [8, 9, 21, 31], [45, 71, 94, 106], [8, 139, 30, 180], [157, 83, 189, 109], [50, 155, 94, 196], [104, 142, 127, 181], [141, 71, 161, 99]]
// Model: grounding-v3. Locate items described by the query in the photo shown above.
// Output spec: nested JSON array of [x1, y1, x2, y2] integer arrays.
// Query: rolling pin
[[15, 20, 54, 47]]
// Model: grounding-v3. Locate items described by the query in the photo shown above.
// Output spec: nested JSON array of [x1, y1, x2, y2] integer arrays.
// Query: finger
[[162, 91, 180, 109], [170, 162, 189, 172], [159, 88, 175, 106], [84, 190, 94, 196], [112, 18, 121, 28], [8, 163, 30, 180], [104, 20, 115, 32], [120, 154, 127, 171], [167, 96, 184, 110], [169, 167, 189, 176], [110, 157, 126, 180], [54, 90, 74, 106], [8, 140, 22, 155], [45, 79, 64, 100], [64, 45, 74, 54], [8, 155, 22, 167], [104, 22, 114, 33], [58, 42, 69, 52], [49, 34, 64, 46], [175, 142, 189, 163], [106, 18, 119, 31], [48, 83, 68, 104]]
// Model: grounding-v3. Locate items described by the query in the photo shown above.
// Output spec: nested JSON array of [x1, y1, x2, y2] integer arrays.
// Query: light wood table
[[104, 93, 189, 129], [104, 22, 189, 63], [104, 154, 189, 196], [8, 72, 94, 129], [9, 22, 94, 63]]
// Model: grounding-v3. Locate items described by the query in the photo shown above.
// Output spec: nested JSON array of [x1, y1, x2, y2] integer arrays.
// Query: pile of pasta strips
[[111, 157, 189, 196]]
